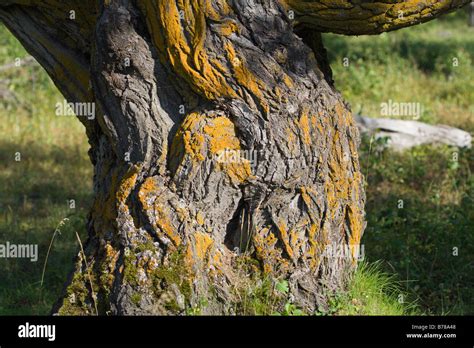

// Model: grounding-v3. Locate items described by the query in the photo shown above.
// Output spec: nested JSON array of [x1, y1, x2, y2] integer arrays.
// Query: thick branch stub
[[282, 0, 470, 35]]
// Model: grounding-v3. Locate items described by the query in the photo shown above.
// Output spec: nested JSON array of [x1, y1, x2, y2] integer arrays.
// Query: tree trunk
[[1, 0, 466, 315]]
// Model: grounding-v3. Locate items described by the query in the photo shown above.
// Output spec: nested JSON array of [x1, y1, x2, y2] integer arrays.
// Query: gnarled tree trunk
[[0, 0, 467, 315]]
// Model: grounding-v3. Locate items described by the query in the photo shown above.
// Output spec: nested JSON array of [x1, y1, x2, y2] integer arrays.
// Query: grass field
[[0, 25, 91, 314], [0, 10, 472, 315]]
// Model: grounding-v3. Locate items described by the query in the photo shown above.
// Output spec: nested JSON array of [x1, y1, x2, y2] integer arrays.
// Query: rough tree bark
[[0, 0, 468, 315]]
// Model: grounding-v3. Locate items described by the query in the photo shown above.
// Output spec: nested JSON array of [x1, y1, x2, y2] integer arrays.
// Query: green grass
[[0, 24, 91, 315], [359, 142, 474, 315], [0, 9, 472, 315], [233, 262, 414, 316], [331, 262, 415, 315]]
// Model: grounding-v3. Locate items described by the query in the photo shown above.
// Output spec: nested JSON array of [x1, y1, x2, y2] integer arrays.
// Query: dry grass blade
[[75, 231, 98, 316]]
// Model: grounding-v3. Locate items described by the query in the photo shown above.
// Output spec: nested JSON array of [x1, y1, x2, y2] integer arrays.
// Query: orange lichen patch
[[253, 227, 288, 274], [273, 85, 282, 99], [203, 116, 241, 155], [101, 242, 119, 289], [116, 166, 140, 206], [137, 175, 182, 247], [347, 204, 363, 260], [305, 223, 322, 269], [182, 233, 226, 278], [171, 113, 253, 184], [286, 126, 298, 155], [327, 134, 352, 215], [388, 0, 448, 18], [324, 104, 365, 263], [334, 102, 354, 129], [104, 243, 116, 260], [283, 74, 294, 89], [289, 228, 305, 259], [224, 161, 253, 184], [92, 167, 121, 223], [298, 107, 312, 145], [138, 0, 238, 100], [205, 0, 224, 19], [208, 249, 226, 277], [335, 102, 346, 117], [139, 0, 307, 116], [193, 232, 214, 260], [196, 211, 205, 225], [313, 112, 326, 135], [184, 232, 216, 272], [276, 220, 295, 260], [212, 19, 240, 37], [154, 203, 181, 247], [137, 176, 158, 210], [299, 186, 313, 209], [170, 112, 207, 163], [211, 249, 224, 268], [325, 181, 338, 220], [346, 172, 364, 262], [348, 125, 361, 163], [224, 41, 270, 113], [331, 131, 343, 161], [184, 132, 206, 161], [91, 166, 140, 226]]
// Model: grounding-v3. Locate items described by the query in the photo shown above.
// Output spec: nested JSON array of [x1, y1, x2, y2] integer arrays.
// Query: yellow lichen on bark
[[276, 220, 295, 260], [170, 112, 253, 184], [223, 41, 270, 113], [137, 176, 158, 211], [196, 211, 205, 226], [298, 107, 312, 145], [286, 126, 298, 155], [346, 172, 364, 261], [204, 116, 253, 183], [203, 116, 241, 155], [116, 166, 140, 207], [184, 232, 225, 277], [191, 232, 214, 260], [324, 103, 365, 262], [100, 242, 120, 292], [137, 0, 280, 115], [253, 227, 289, 274], [137, 177, 182, 247], [306, 223, 321, 270], [155, 205, 182, 248], [138, 0, 237, 100]]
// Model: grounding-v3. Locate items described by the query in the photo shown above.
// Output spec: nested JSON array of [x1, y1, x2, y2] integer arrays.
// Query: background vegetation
[[0, 10, 472, 315]]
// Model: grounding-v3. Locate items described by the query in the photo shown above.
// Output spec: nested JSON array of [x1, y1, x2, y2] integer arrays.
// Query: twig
[[75, 231, 99, 316], [40, 218, 69, 287]]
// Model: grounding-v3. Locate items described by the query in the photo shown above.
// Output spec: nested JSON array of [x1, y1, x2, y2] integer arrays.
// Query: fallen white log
[[355, 115, 472, 150]]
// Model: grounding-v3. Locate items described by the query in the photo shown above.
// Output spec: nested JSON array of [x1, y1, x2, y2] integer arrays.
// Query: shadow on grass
[[361, 142, 474, 315], [363, 192, 474, 314], [0, 140, 92, 315]]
